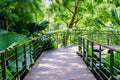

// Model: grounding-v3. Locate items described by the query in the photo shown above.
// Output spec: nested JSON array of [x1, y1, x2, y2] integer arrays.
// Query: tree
[[13, 0, 44, 34], [50, 0, 81, 29], [0, 0, 17, 31], [0, 0, 44, 32]]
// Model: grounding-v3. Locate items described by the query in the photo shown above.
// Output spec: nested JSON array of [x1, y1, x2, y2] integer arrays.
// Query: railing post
[[78, 35, 83, 57], [109, 50, 114, 80], [70, 31, 71, 45], [57, 33, 60, 48], [29, 42, 32, 66], [61, 33, 62, 44], [32, 40, 36, 60], [107, 33, 110, 45], [91, 42, 94, 71], [15, 48, 19, 79], [82, 39, 85, 59], [23, 44, 27, 70], [86, 40, 89, 60], [1, 51, 6, 80], [99, 45, 101, 70], [78, 35, 81, 51]]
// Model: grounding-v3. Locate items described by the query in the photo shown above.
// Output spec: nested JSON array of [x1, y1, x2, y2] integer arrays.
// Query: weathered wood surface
[[24, 45, 96, 80]]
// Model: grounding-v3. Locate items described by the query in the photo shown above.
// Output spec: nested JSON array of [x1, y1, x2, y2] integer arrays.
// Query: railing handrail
[[0, 36, 42, 53], [79, 35, 120, 52], [0, 50, 5, 54]]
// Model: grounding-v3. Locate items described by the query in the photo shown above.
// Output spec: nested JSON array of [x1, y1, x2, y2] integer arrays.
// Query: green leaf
[[26, 20, 49, 37], [38, 20, 49, 30], [88, 48, 92, 56], [0, 32, 26, 51], [0, 66, 14, 79]]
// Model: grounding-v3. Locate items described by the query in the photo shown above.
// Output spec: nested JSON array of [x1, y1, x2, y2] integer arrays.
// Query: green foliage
[[1, 0, 120, 79], [87, 48, 93, 56], [0, 9, 18, 22], [112, 0, 120, 7], [52, 41, 58, 48], [0, 0, 17, 19], [114, 52, 120, 69], [111, 9, 120, 26], [0, 0, 44, 32], [50, 0, 81, 28], [0, 32, 26, 51], [39, 20, 49, 30], [0, 32, 30, 74], [0, 66, 14, 79], [25, 20, 49, 37], [39, 35, 58, 51]]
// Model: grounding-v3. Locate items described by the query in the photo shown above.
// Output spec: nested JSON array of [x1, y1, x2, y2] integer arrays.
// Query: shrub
[[39, 35, 58, 51]]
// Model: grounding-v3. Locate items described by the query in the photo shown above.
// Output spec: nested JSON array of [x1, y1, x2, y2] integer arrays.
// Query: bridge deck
[[24, 45, 96, 80]]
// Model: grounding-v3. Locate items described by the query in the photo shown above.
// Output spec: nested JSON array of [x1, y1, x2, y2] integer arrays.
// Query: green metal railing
[[0, 30, 120, 80], [51, 30, 120, 46], [0, 37, 44, 80], [78, 35, 120, 80], [48, 30, 81, 47], [85, 32, 120, 45]]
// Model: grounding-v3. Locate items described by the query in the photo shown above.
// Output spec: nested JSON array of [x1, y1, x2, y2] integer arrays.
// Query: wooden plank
[[24, 45, 96, 80]]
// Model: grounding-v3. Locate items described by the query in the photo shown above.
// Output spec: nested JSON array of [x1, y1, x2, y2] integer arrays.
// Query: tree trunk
[[63, 0, 80, 46], [68, 0, 80, 28], [4, 18, 9, 31]]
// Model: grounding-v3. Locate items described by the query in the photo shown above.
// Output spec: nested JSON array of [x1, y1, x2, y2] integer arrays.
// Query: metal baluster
[[23, 44, 27, 70], [30, 42, 32, 66], [56, 33, 59, 48], [91, 42, 94, 71], [70, 31, 71, 45], [109, 50, 114, 80], [99, 45, 101, 70], [86, 40, 89, 61], [107, 33, 110, 45], [15, 48, 19, 79], [1, 51, 6, 80], [78, 35, 81, 51], [83, 39, 85, 60]]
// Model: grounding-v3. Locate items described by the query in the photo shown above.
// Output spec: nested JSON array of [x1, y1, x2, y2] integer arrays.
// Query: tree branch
[[73, 17, 82, 24], [68, 0, 80, 28], [66, 7, 74, 14], [59, 15, 68, 25], [51, 0, 68, 25]]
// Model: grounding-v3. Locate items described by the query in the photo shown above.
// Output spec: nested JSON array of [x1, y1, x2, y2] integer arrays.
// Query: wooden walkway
[[24, 45, 96, 80]]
